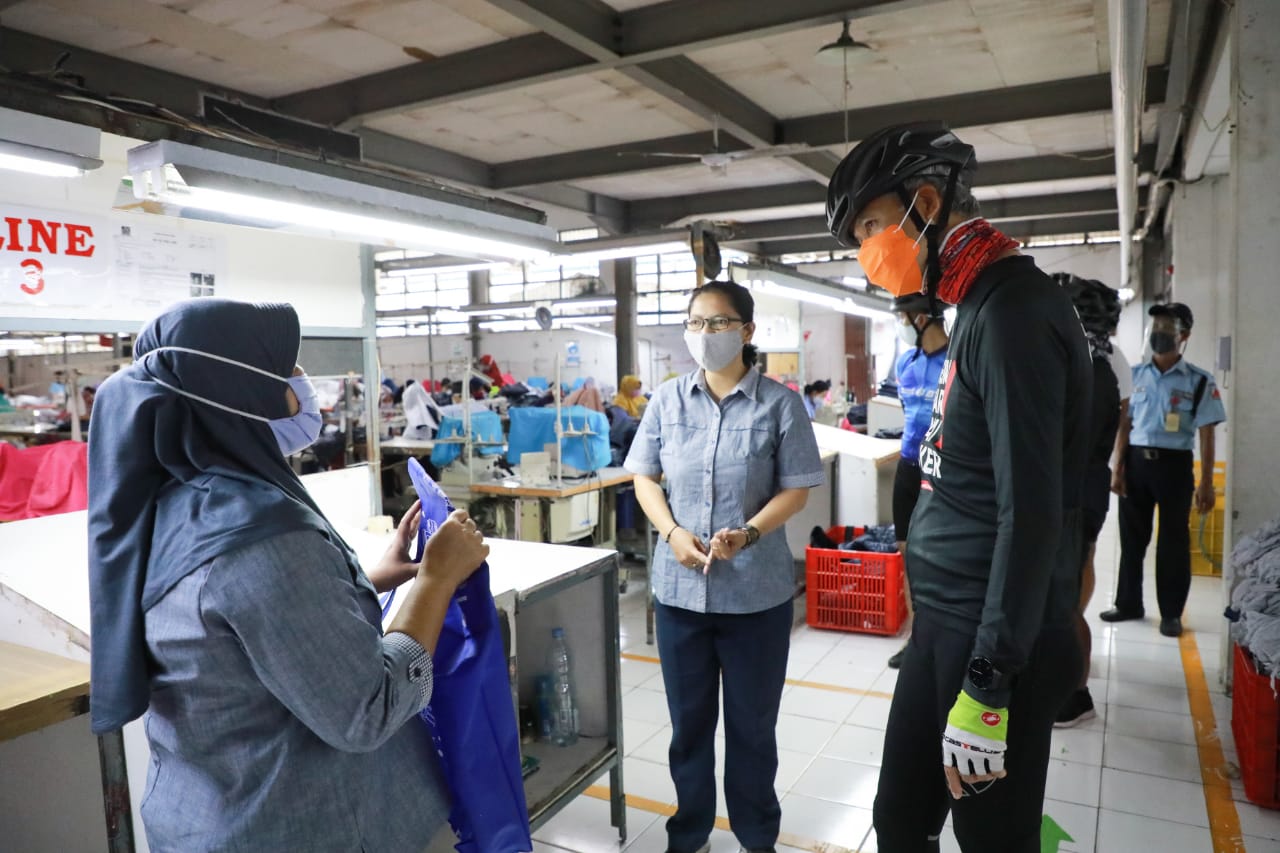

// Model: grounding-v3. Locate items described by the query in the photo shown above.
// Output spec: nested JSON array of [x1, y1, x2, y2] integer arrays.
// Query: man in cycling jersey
[[826, 122, 1092, 852]]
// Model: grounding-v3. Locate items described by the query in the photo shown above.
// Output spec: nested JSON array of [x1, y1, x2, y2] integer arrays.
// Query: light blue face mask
[[141, 345, 324, 456], [272, 375, 323, 456]]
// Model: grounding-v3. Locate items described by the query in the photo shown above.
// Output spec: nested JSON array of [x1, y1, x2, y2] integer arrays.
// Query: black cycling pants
[[892, 459, 923, 541], [873, 612, 1081, 852]]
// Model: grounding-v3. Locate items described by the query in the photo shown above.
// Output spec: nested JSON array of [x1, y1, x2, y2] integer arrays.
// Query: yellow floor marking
[[621, 652, 894, 701], [582, 786, 862, 853], [1178, 631, 1247, 852]]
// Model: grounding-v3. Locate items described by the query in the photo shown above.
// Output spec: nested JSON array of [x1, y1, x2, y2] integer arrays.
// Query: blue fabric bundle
[[431, 410, 505, 467], [404, 458, 532, 853], [506, 406, 611, 472]]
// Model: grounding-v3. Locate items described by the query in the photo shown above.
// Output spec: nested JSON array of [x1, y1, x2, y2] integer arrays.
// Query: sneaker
[[1160, 617, 1183, 637], [1099, 607, 1144, 623], [1054, 688, 1096, 728], [887, 645, 908, 669], [740, 848, 777, 853], [666, 844, 710, 853]]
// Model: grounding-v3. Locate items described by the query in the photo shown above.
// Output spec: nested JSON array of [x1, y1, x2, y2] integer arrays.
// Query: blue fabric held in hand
[[385, 458, 532, 853]]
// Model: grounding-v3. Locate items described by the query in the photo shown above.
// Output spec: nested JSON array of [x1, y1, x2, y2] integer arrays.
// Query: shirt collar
[[691, 367, 761, 402], [1143, 356, 1189, 375]]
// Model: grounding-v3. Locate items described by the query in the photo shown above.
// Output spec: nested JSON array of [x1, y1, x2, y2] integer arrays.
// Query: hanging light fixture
[[815, 21, 872, 152], [814, 20, 872, 67]]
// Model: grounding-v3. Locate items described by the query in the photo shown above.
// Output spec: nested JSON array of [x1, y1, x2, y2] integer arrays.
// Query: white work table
[[812, 423, 901, 529]]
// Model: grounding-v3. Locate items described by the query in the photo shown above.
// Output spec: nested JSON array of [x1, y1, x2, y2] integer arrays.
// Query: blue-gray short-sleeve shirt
[[625, 368, 825, 614]]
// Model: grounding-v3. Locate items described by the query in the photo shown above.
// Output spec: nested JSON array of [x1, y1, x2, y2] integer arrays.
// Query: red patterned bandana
[[936, 219, 1020, 304]]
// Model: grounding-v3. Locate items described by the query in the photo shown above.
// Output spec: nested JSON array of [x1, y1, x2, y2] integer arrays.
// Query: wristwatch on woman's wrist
[[735, 524, 761, 549]]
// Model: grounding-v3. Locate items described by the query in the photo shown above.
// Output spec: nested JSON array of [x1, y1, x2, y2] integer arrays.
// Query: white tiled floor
[[533, 511, 1280, 852]]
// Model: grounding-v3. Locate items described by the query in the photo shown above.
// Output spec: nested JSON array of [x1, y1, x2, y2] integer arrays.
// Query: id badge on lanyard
[[1166, 392, 1181, 432]]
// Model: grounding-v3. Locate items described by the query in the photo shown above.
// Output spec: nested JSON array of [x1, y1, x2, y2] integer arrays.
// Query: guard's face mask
[[141, 346, 323, 456], [1148, 320, 1185, 356]]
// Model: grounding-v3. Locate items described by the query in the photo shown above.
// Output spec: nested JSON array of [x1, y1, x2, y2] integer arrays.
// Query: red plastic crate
[[805, 526, 907, 636], [1232, 642, 1280, 809]]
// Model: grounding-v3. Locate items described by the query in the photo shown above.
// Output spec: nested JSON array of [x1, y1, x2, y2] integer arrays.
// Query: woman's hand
[[707, 528, 748, 567], [669, 527, 710, 574], [370, 500, 423, 592], [422, 509, 489, 588]]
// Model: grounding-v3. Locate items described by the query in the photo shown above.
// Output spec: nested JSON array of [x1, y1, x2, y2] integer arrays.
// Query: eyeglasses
[[684, 316, 744, 332]]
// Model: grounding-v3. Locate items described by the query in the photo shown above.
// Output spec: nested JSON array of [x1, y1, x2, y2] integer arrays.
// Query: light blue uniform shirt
[[1128, 357, 1227, 450], [625, 368, 825, 614]]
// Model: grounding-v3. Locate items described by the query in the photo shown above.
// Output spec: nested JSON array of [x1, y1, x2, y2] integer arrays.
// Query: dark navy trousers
[[655, 598, 792, 852]]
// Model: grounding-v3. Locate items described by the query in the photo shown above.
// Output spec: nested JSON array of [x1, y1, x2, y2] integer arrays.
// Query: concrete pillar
[[613, 258, 637, 380], [1228, 0, 1280, 543], [467, 269, 489, 362]]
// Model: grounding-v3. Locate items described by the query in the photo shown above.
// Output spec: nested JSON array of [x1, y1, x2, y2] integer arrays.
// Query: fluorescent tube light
[[126, 140, 558, 263], [558, 322, 615, 339], [150, 181, 552, 262], [0, 151, 85, 178], [0, 109, 104, 177], [552, 297, 616, 311]]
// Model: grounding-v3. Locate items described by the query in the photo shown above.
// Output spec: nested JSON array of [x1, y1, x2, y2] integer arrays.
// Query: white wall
[[0, 133, 364, 332], [801, 307, 846, 387]]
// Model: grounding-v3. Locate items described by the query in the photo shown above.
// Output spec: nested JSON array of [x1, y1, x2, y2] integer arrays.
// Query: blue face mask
[[141, 346, 324, 456], [271, 375, 323, 456]]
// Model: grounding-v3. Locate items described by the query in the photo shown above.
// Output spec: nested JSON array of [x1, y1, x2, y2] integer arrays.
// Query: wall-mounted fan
[[535, 306, 554, 331], [620, 115, 813, 175]]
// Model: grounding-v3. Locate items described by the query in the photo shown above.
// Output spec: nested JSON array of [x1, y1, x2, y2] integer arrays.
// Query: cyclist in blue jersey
[[887, 291, 950, 669]]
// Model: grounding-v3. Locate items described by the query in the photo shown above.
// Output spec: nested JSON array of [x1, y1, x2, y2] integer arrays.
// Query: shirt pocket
[[721, 426, 774, 469], [659, 420, 706, 466]]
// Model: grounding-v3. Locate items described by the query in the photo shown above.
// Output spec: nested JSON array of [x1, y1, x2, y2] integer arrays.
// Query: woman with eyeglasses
[[624, 281, 825, 853]]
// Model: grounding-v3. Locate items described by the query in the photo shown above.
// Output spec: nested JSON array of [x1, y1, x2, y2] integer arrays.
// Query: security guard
[[1101, 303, 1226, 637]]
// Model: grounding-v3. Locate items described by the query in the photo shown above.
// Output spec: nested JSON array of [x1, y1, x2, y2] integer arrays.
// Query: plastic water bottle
[[547, 627, 579, 746]]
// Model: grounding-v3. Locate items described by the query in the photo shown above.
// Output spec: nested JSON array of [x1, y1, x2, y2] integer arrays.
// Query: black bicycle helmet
[[826, 122, 977, 249], [892, 292, 946, 318], [1056, 274, 1121, 337]]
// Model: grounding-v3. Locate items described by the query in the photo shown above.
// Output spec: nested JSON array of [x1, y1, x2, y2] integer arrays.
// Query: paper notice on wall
[[112, 223, 222, 311], [0, 206, 224, 320], [0, 205, 112, 307]]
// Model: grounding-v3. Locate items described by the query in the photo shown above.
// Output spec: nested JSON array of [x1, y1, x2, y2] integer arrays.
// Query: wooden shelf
[[0, 641, 90, 742]]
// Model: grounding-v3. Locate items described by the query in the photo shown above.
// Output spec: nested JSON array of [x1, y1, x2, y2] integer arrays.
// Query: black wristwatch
[[966, 656, 1006, 692], [736, 524, 761, 549]]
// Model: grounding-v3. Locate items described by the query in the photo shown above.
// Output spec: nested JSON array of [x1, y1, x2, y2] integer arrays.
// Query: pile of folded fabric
[[1226, 516, 1280, 677], [810, 524, 898, 554]]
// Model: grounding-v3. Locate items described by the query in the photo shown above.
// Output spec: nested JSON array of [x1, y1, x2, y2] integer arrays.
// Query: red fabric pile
[[0, 440, 89, 520]]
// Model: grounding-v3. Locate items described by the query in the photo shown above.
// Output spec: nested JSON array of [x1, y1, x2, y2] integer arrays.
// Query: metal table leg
[[97, 729, 136, 853]]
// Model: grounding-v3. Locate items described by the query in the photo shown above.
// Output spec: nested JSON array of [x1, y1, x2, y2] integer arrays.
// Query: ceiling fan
[[620, 115, 814, 175]]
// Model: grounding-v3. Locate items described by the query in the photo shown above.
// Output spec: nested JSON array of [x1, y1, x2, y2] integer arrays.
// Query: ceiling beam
[[493, 67, 1167, 192], [629, 148, 1152, 229], [723, 189, 1127, 243], [0, 26, 261, 115], [273, 0, 939, 125], [757, 213, 1124, 257], [480, 0, 837, 184], [781, 67, 1170, 148]]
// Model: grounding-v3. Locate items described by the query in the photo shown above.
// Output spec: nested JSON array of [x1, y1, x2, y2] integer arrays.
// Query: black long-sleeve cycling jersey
[[907, 255, 1092, 708]]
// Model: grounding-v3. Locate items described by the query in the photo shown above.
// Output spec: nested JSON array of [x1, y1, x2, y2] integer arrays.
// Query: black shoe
[[666, 844, 709, 853], [740, 848, 777, 853], [1054, 688, 1096, 728], [1100, 607, 1144, 622], [887, 645, 908, 669], [1160, 617, 1183, 637]]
